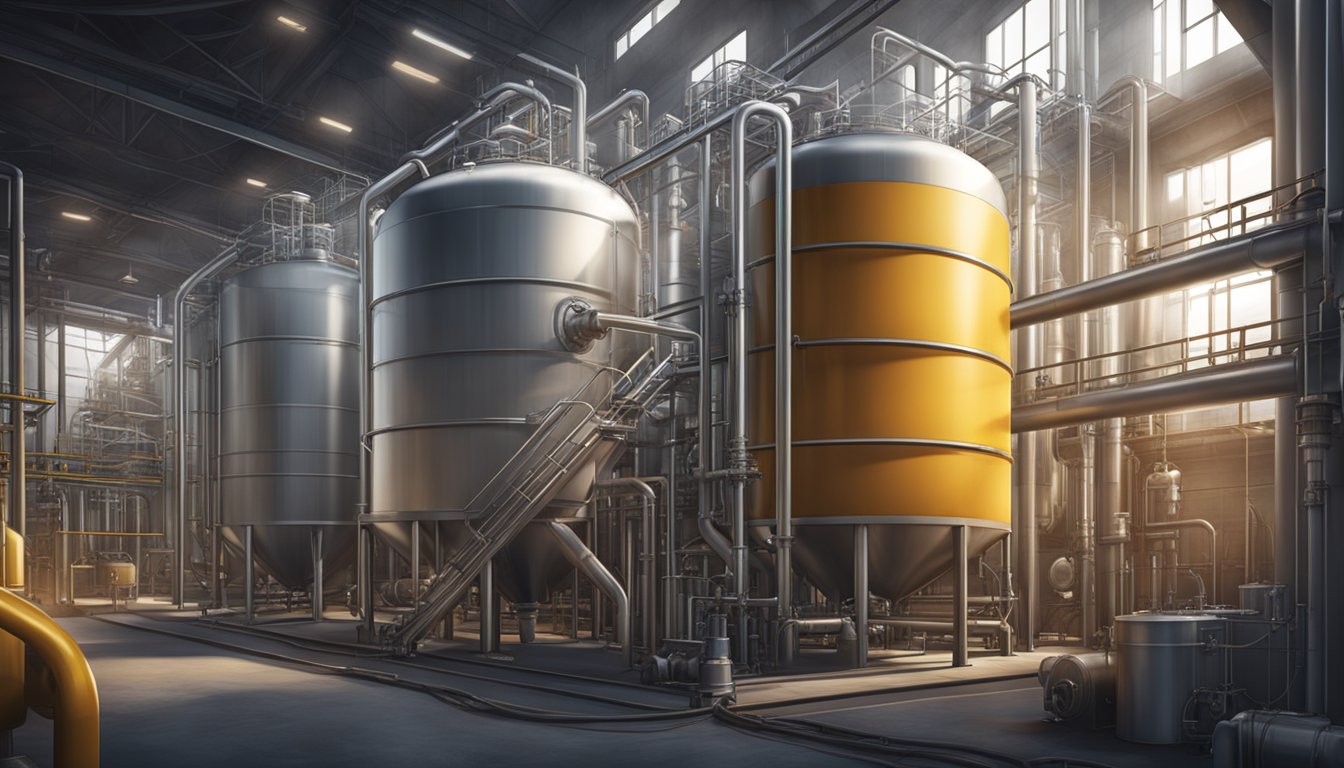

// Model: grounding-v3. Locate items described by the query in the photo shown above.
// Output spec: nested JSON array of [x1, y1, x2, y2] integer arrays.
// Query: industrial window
[[1152, 0, 1243, 82], [1161, 138, 1274, 427], [691, 29, 747, 83], [615, 0, 680, 60], [984, 0, 1067, 90]]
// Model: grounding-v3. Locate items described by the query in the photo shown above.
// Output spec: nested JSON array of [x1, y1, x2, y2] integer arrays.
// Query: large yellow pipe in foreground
[[0, 584, 100, 767], [1, 527, 24, 730]]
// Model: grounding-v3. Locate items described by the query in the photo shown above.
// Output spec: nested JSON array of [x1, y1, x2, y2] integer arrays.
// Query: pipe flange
[[555, 297, 600, 354]]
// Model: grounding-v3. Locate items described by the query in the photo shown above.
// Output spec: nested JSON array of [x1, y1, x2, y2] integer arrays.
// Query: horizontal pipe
[[1016, 354, 1298, 432], [1013, 354, 1298, 432], [1010, 220, 1313, 328]]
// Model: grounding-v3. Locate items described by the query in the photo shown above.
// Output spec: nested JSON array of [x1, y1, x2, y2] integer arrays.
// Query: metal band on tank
[[367, 416, 531, 439], [370, 276, 613, 308], [749, 437, 1012, 461], [789, 337, 1012, 373], [747, 132, 1010, 216], [748, 241, 1013, 290], [747, 516, 1011, 530], [371, 349, 615, 370]]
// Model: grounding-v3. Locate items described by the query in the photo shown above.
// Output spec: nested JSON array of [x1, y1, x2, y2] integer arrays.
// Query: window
[[1160, 138, 1274, 427], [615, 0, 680, 60], [984, 0, 1067, 90], [691, 29, 747, 83], [1152, 0, 1243, 81]]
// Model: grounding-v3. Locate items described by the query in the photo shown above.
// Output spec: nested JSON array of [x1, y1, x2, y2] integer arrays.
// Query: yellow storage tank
[[746, 132, 1011, 602]]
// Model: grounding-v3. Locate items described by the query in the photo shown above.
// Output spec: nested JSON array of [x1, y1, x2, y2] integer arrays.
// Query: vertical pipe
[[56, 317, 64, 450], [1077, 97, 1097, 644], [410, 521, 420, 614], [516, 54, 586, 174], [1066, 0, 1086, 99], [243, 524, 254, 624], [311, 527, 324, 622], [1, 163, 24, 542], [953, 524, 970, 667], [1015, 79, 1040, 652], [854, 524, 868, 668], [479, 560, 497, 654], [358, 525, 374, 642], [35, 312, 43, 453]]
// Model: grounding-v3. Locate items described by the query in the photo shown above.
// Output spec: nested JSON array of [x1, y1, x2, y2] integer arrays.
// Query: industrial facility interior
[[0, 0, 1341, 766]]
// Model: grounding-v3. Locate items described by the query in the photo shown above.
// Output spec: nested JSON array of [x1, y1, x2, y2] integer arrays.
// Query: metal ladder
[[382, 349, 674, 655]]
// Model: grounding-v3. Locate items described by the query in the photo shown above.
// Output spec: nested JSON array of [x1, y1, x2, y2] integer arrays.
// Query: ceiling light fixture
[[411, 28, 473, 60], [246, 177, 268, 188], [276, 15, 307, 32], [318, 116, 353, 133], [119, 263, 139, 285], [391, 60, 440, 83], [60, 211, 92, 222]]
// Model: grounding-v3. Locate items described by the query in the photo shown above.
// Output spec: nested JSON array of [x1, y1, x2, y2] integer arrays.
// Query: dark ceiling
[[0, 0, 622, 317]]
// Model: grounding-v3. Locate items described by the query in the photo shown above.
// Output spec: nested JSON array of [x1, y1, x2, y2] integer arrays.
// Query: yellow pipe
[[0, 587, 100, 767], [1, 527, 24, 730]]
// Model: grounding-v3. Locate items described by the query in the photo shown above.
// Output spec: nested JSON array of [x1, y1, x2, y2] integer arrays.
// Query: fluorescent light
[[392, 60, 440, 83], [276, 15, 307, 32], [60, 211, 92, 222], [318, 116, 353, 133], [245, 177, 268, 188], [411, 28, 473, 60]]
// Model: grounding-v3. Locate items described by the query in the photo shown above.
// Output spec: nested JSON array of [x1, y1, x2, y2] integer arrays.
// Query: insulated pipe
[[596, 478, 658, 655], [517, 53, 586, 173], [172, 241, 241, 608], [0, 587, 99, 767], [1, 163, 24, 544], [1012, 354, 1300, 432], [549, 521, 631, 667], [731, 102, 793, 664], [1010, 220, 1316, 328]]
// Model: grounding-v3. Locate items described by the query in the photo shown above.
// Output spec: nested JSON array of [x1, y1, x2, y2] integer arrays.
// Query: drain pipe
[[1298, 394, 1335, 715], [549, 521, 631, 668], [518, 53, 586, 173], [596, 477, 658, 656], [0, 163, 23, 546], [172, 241, 241, 608], [731, 102, 793, 665]]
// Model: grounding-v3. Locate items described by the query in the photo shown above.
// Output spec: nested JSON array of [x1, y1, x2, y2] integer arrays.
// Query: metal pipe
[[870, 28, 1003, 80], [597, 478, 657, 654], [953, 525, 969, 667], [854, 524, 868, 668], [1297, 396, 1334, 714], [1010, 220, 1315, 328], [1012, 76, 1040, 653], [549, 521, 631, 667], [172, 240, 241, 608], [479, 559, 497, 654], [1015, 354, 1298, 432], [311, 527, 323, 622], [243, 524, 254, 624], [1, 163, 24, 544], [586, 89, 649, 152], [0, 586, 99, 767], [517, 53, 586, 173]]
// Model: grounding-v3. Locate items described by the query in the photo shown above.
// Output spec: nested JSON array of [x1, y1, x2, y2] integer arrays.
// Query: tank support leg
[[854, 524, 869, 668], [410, 522, 420, 614], [311, 527, 324, 622], [244, 524, 254, 625], [479, 560, 498, 654], [358, 525, 375, 643], [953, 524, 969, 668]]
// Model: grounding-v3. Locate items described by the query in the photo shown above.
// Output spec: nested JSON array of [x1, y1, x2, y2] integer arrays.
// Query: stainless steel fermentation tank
[[219, 258, 361, 589], [369, 162, 640, 608], [745, 132, 1012, 602]]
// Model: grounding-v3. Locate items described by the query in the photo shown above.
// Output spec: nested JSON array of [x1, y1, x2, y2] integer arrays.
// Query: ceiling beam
[[0, 37, 363, 177]]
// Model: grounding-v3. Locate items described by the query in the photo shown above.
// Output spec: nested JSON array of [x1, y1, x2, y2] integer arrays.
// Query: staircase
[[382, 349, 673, 655]]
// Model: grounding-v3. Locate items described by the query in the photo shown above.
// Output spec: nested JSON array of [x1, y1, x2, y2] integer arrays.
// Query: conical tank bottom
[[222, 526, 356, 592], [752, 523, 1006, 603]]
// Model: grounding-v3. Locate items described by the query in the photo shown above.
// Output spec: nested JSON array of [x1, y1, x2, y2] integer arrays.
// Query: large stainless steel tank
[[369, 162, 640, 607], [746, 132, 1012, 602], [219, 258, 360, 589], [1116, 613, 1228, 744]]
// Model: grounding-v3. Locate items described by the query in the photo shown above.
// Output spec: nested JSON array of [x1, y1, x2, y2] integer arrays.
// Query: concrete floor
[[8, 611, 1213, 767]]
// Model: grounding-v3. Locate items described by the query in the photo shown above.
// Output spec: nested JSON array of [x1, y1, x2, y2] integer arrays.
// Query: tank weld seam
[[747, 241, 1013, 289], [371, 276, 615, 307], [219, 404, 358, 413], [219, 472, 359, 479], [375, 202, 640, 246], [220, 336, 359, 349], [747, 437, 1012, 460], [367, 418, 531, 437], [371, 349, 615, 369]]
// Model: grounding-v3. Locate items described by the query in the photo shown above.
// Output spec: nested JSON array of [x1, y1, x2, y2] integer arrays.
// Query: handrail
[[0, 587, 100, 767]]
